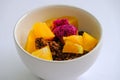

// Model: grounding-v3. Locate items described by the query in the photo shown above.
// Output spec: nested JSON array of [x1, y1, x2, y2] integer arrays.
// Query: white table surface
[[0, 0, 120, 80]]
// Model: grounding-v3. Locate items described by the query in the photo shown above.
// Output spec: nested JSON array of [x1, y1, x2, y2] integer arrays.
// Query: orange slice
[[32, 22, 55, 40], [25, 30, 36, 53], [83, 32, 98, 51], [63, 41, 83, 54], [32, 46, 53, 61], [63, 35, 83, 46]]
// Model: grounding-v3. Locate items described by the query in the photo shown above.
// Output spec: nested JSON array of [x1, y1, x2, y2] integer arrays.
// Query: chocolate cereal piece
[[78, 31, 84, 35], [35, 38, 48, 49]]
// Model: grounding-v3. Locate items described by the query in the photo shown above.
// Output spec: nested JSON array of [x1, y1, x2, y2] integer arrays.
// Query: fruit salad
[[25, 16, 98, 61]]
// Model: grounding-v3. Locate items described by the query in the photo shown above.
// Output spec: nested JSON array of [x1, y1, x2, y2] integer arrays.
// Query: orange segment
[[32, 22, 55, 39], [63, 35, 83, 46], [83, 32, 98, 51], [63, 41, 83, 54], [32, 46, 53, 61], [25, 30, 36, 53]]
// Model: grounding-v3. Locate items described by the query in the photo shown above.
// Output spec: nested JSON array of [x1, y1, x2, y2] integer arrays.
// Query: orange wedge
[[63, 41, 83, 54], [83, 32, 98, 51], [32, 46, 53, 61]]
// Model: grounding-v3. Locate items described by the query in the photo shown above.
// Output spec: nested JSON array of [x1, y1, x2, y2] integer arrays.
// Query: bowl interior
[[15, 5, 101, 52]]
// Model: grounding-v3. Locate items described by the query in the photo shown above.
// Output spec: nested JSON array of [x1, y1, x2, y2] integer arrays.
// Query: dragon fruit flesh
[[53, 24, 78, 42], [53, 19, 69, 30]]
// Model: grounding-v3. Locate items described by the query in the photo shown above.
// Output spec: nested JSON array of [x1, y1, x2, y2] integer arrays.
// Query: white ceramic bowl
[[14, 5, 102, 80]]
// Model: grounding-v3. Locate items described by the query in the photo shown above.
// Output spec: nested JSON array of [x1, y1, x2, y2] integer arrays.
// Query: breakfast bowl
[[14, 5, 102, 80]]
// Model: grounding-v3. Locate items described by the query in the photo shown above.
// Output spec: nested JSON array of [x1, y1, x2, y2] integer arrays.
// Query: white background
[[0, 0, 120, 80]]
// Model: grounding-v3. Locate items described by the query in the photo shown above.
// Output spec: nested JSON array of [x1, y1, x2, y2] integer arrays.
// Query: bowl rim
[[13, 4, 103, 63]]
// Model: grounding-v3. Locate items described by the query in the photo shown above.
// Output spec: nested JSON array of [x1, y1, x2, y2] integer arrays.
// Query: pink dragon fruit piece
[[53, 24, 78, 42], [53, 19, 69, 30]]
